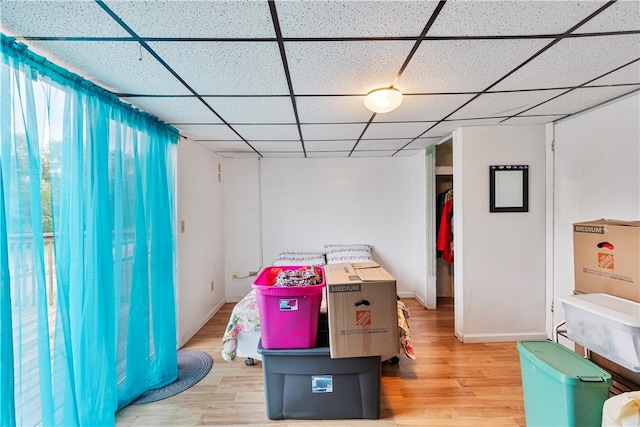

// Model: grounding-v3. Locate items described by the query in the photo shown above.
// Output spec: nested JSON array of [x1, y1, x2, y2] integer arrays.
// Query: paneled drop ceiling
[[1, 0, 639, 158]]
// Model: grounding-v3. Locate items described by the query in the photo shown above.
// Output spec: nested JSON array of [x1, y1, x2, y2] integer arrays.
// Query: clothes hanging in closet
[[436, 189, 454, 263]]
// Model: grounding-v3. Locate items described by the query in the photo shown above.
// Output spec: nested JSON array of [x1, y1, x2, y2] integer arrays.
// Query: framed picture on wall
[[489, 165, 529, 212]]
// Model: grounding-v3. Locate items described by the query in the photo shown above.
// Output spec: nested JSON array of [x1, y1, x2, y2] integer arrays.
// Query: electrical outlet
[[232, 271, 238, 279], [210, 281, 214, 291]]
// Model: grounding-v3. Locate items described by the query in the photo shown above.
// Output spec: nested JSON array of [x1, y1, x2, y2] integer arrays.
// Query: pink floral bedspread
[[221, 289, 415, 362]]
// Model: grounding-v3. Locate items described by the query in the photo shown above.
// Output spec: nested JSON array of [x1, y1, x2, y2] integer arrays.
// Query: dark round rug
[[131, 349, 213, 404]]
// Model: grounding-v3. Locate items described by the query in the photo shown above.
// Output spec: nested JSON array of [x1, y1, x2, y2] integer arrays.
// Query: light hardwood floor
[[115, 298, 526, 426]]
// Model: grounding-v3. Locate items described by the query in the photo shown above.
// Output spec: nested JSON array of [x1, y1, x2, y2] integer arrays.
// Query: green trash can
[[517, 340, 612, 427]]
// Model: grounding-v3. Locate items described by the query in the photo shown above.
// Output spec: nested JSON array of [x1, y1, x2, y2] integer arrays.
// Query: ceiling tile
[[493, 34, 640, 91], [177, 124, 245, 141], [588, 61, 640, 86], [149, 41, 289, 95], [260, 151, 305, 158], [307, 151, 350, 158], [523, 85, 640, 117], [233, 124, 300, 141], [196, 140, 254, 153], [285, 40, 415, 95], [305, 140, 357, 152], [0, 1, 128, 37], [276, 1, 439, 38], [26, 41, 191, 95], [501, 115, 565, 125], [394, 149, 425, 157], [365, 122, 434, 139], [251, 141, 304, 153], [204, 96, 296, 124], [403, 139, 437, 151], [449, 89, 566, 120], [429, 1, 610, 36], [2, 0, 637, 159], [374, 94, 475, 122], [214, 151, 261, 159], [399, 39, 549, 93], [415, 137, 442, 146], [351, 150, 396, 157], [355, 139, 412, 151], [296, 96, 372, 123], [104, 0, 275, 38], [123, 97, 222, 124], [302, 123, 367, 140], [575, 1, 640, 33], [425, 118, 504, 138]]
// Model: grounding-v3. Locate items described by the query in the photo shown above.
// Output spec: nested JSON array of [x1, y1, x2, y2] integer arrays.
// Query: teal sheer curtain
[[1, 34, 179, 426]]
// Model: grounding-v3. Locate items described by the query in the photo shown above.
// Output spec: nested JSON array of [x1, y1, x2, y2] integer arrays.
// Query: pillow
[[272, 252, 326, 266], [324, 244, 374, 264]]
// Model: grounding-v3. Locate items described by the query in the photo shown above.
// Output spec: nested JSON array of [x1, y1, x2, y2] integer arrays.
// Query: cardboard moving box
[[325, 262, 399, 359], [573, 219, 640, 302]]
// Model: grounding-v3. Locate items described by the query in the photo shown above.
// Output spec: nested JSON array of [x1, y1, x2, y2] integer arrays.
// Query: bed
[[221, 246, 415, 365]]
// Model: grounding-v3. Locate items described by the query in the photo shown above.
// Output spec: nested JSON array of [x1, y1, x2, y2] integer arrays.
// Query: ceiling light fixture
[[364, 87, 403, 114]]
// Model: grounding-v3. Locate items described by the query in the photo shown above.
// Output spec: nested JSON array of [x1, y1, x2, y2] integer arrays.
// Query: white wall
[[551, 92, 640, 333], [176, 139, 226, 347], [223, 158, 262, 301], [454, 125, 548, 342], [180, 94, 639, 347], [223, 156, 427, 299]]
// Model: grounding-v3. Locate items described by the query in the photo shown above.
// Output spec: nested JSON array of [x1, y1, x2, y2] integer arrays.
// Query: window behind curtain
[[1, 34, 179, 426]]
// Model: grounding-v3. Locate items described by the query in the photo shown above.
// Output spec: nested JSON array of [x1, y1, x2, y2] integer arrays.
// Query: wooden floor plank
[[115, 297, 526, 426]]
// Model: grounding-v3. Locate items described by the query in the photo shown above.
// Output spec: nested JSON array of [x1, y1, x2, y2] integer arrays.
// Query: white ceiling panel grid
[[428, 1, 612, 36], [230, 124, 301, 141], [296, 96, 372, 123], [104, 0, 275, 38], [449, 89, 567, 120], [304, 139, 356, 153], [365, 122, 440, 140], [1, 0, 637, 158], [575, 1, 640, 33], [175, 124, 246, 142], [374, 93, 477, 122], [350, 150, 397, 157], [0, 1, 129, 37], [425, 118, 505, 139], [285, 40, 415, 95], [197, 140, 254, 153], [122, 96, 224, 125], [588, 61, 640, 86], [202, 96, 296, 124], [301, 123, 370, 141], [493, 34, 640, 91], [522, 85, 640, 118], [502, 115, 567, 126], [28, 40, 192, 95], [398, 39, 551, 93], [355, 138, 413, 151], [149, 41, 290, 95], [276, 1, 440, 38], [250, 140, 304, 153]]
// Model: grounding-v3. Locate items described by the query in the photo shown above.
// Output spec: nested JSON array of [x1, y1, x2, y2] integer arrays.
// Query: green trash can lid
[[517, 340, 612, 386]]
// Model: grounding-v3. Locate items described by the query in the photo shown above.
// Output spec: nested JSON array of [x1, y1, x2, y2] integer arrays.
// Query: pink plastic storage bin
[[252, 266, 325, 349]]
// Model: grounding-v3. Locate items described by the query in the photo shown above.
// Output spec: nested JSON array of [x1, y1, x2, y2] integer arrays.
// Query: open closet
[[435, 138, 454, 299]]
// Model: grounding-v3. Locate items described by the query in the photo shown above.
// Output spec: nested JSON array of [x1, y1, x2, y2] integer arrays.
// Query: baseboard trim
[[179, 299, 226, 348], [461, 332, 547, 344], [413, 294, 426, 307]]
